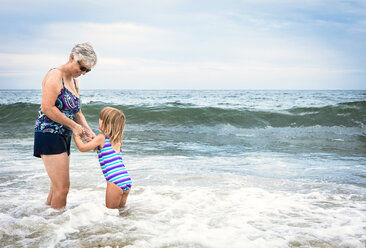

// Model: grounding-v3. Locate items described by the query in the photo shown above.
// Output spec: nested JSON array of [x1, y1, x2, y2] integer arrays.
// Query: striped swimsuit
[[97, 136, 132, 192]]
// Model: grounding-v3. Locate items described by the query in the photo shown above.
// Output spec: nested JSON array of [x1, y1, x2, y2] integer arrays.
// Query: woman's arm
[[74, 110, 96, 138], [41, 70, 84, 136], [73, 133, 105, 152], [73, 78, 96, 138]]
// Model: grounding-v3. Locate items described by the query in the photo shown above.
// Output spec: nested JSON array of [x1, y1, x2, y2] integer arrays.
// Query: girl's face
[[99, 118, 103, 132]]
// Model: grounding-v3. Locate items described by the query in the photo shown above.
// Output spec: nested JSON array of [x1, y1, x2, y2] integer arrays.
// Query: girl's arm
[[73, 133, 105, 152]]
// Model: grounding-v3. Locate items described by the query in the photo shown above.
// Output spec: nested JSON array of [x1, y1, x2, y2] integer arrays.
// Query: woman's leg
[[105, 181, 123, 209], [42, 152, 70, 209], [119, 189, 130, 208], [46, 185, 53, 206]]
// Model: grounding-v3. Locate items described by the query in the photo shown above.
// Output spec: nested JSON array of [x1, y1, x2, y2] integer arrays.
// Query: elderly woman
[[34, 43, 97, 209]]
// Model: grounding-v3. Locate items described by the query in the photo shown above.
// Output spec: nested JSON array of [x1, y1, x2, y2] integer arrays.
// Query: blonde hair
[[99, 107, 126, 145]]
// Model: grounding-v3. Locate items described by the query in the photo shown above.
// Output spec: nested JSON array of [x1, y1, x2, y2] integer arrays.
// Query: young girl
[[73, 107, 132, 209]]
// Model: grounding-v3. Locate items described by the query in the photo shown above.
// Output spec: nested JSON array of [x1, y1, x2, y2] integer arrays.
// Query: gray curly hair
[[71, 42, 97, 68]]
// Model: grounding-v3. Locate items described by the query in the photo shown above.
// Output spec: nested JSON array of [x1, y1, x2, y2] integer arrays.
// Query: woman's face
[[71, 56, 91, 78]]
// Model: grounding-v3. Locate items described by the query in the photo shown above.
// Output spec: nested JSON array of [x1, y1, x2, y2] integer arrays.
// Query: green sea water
[[0, 90, 365, 247]]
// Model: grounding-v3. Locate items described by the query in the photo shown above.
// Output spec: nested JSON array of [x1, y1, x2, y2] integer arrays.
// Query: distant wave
[[1, 101, 365, 129]]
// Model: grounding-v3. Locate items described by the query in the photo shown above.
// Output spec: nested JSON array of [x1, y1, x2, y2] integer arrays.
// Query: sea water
[[0, 89, 365, 247]]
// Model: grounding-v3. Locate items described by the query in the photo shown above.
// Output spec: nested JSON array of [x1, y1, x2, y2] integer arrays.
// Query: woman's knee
[[53, 182, 70, 195]]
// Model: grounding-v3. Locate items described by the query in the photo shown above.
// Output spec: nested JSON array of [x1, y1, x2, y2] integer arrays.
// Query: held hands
[[73, 128, 92, 143], [72, 124, 98, 151], [85, 130, 96, 139], [73, 131, 101, 153], [74, 126, 98, 151], [84, 130, 97, 150], [72, 123, 95, 140], [72, 124, 85, 137]]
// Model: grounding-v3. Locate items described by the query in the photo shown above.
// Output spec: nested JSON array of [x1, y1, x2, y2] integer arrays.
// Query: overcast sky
[[0, 0, 365, 89]]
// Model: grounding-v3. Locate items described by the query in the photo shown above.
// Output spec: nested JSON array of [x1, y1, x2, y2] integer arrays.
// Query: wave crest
[[1, 101, 365, 129]]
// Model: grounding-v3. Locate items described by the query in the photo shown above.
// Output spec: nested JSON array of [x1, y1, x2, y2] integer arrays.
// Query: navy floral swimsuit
[[34, 75, 80, 136]]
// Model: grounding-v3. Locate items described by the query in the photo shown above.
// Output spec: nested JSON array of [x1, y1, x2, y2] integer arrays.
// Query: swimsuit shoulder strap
[[49, 68, 64, 87], [73, 78, 79, 94]]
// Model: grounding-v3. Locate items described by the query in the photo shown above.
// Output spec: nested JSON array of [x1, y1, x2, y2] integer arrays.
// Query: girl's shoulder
[[95, 134, 106, 150], [96, 134, 106, 142]]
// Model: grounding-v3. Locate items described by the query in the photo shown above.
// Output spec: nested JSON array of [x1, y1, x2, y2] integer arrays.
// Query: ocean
[[0, 89, 365, 248]]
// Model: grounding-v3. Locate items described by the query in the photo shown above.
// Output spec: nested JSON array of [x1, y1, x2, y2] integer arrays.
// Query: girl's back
[[97, 136, 132, 192]]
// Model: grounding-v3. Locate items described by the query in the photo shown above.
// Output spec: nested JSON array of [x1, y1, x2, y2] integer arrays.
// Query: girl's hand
[[74, 133, 104, 152], [83, 135, 98, 151], [83, 137, 93, 142]]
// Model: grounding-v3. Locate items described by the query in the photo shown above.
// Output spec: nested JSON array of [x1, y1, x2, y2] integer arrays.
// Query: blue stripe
[[101, 160, 122, 170], [104, 166, 124, 176], [109, 174, 130, 182], [98, 136, 131, 189]]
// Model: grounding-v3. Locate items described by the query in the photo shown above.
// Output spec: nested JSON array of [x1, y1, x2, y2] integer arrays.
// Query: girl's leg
[[42, 153, 70, 209], [105, 181, 123, 209], [119, 189, 130, 208]]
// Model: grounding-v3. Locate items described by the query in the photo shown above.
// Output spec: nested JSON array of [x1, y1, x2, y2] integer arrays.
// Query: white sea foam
[[0, 126, 365, 248], [1, 183, 365, 247], [1, 156, 365, 248]]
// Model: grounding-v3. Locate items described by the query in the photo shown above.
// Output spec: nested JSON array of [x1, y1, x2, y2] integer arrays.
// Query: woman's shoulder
[[42, 69, 63, 91], [46, 68, 62, 78], [43, 69, 62, 85]]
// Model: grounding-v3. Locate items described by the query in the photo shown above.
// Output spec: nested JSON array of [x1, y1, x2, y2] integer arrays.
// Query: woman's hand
[[85, 129, 96, 139], [72, 123, 85, 137]]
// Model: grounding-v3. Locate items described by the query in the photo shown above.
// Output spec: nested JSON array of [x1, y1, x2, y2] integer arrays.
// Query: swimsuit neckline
[[50, 68, 79, 99], [62, 85, 80, 99]]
